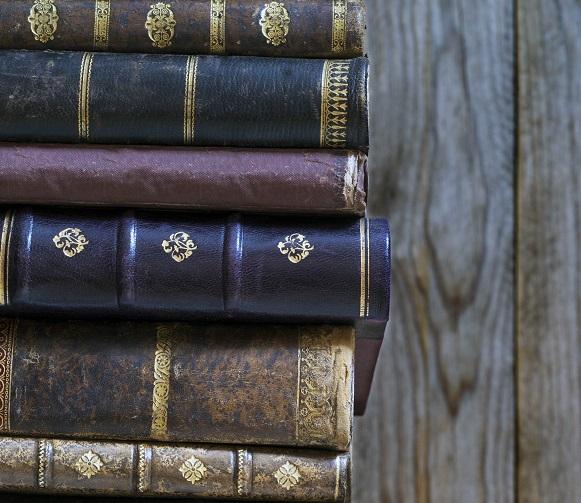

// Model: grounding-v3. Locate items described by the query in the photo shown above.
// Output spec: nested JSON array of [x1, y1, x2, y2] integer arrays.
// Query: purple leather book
[[0, 143, 366, 215], [0, 207, 391, 414]]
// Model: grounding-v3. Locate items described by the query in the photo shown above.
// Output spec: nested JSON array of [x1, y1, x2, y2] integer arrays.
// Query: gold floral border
[[150, 326, 173, 439], [0, 319, 17, 432], [93, 0, 111, 49], [320, 60, 350, 148], [331, 0, 347, 53]]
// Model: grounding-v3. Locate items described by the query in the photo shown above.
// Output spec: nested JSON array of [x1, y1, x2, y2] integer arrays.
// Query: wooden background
[[352, 0, 581, 501]]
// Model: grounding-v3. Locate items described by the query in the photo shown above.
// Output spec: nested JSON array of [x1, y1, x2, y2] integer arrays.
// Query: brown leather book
[[0, 144, 366, 215], [2, 0, 365, 58], [0, 319, 353, 451], [0, 436, 351, 501]]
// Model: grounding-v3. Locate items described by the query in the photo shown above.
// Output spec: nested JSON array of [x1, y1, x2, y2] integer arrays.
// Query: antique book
[[0, 144, 366, 215], [0, 319, 353, 449], [0, 436, 350, 501], [0, 208, 390, 324], [0, 51, 368, 150], [1, 0, 365, 59]]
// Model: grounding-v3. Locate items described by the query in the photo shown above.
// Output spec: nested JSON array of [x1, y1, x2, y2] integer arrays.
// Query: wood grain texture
[[517, 1, 581, 501], [352, 1, 515, 501]]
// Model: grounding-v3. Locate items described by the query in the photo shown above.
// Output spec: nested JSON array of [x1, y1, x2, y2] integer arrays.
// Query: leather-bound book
[[1, 0, 365, 58], [0, 319, 353, 449], [0, 144, 367, 215], [0, 51, 368, 150], [0, 436, 350, 501]]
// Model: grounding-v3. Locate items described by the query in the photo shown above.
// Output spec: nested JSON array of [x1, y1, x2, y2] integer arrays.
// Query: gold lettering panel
[[210, 0, 226, 54], [320, 60, 350, 148], [359, 218, 370, 317], [0, 319, 17, 432], [150, 326, 173, 439], [94, 0, 111, 49]]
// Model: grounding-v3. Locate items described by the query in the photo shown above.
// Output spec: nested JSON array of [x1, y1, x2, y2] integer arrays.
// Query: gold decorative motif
[[274, 461, 301, 490], [320, 60, 350, 148], [78, 52, 94, 141], [331, 0, 347, 53], [277, 233, 314, 264], [74, 450, 104, 479], [94, 0, 111, 49], [0, 211, 14, 306], [162, 232, 197, 263], [183, 55, 199, 145], [210, 0, 226, 54], [151, 326, 172, 438], [237, 449, 246, 496], [28, 0, 59, 43], [53, 228, 89, 257], [38, 439, 48, 488], [137, 444, 148, 492], [297, 330, 335, 443], [145, 3, 176, 48], [179, 455, 208, 485], [359, 219, 370, 317], [0, 319, 16, 432], [259, 2, 290, 47]]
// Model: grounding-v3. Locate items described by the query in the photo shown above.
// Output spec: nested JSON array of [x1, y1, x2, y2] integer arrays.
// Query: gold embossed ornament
[[74, 450, 104, 479], [273, 462, 301, 490], [28, 0, 59, 43], [259, 2, 290, 46], [53, 228, 89, 257], [162, 232, 197, 262], [145, 3, 176, 48], [179, 455, 208, 485], [277, 233, 314, 263]]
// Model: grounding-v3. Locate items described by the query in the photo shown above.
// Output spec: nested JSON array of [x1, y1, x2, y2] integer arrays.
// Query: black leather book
[[0, 207, 389, 324], [0, 51, 368, 150]]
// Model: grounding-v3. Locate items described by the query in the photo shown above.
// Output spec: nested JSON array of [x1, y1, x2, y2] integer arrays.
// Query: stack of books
[[0, 1, 390, 501]]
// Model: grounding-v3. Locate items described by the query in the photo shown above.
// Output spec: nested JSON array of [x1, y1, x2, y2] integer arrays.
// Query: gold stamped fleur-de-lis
[[162, 232, 197, 262], [277, 233, 314, 264], [53, 228, 89, 257], [28, 0, 59, 43]]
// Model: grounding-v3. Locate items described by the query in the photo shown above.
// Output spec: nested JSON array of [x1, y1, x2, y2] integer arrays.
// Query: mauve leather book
[[0, 436, 350, 501], [0, 144, 367, 215], [0, 51, 368, 150], [2, 0, 365, 58], [0, 319, 353, 450]]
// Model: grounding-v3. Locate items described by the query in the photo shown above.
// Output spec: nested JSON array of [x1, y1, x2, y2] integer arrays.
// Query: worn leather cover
[[0, 436, 351, 501], [0, 51, 368, 150], [0, 144, 366, 215], [0, 208, 390, 324], [1, 0, 365, 58], [0, 319, 353, 450]]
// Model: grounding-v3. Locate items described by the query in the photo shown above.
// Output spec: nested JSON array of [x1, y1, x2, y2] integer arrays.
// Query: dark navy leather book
[[0, 51, 368, 150], [0, 207, 389, 324]]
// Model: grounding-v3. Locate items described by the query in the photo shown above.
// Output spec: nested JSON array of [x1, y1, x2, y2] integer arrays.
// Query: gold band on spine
[[320, 60, 350, 148], [359, 219, 369, 317], [137, 444, 151, 493], [0, 319, 16, 432], [38, 439, 48, 488], [78, 52, 94, 141], [183, 56, 199, 145], [150, 326, 173, 439], [210, 0, 226, 54], [93, 0, 111, 49], [236, 449, 246, 496], [331, 0, 347, 53], [0, 211, 14, 306]]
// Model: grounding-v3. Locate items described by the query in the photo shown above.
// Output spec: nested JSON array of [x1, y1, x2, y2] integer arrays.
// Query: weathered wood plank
[[352, 1, 515, 501], [517, 1, 581, 501]]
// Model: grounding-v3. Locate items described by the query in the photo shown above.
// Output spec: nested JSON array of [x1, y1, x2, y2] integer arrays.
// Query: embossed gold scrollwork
[[277, 233, 314, 264], [151, 327, 172, 438], [273, 461, 301, 490], [259, 2, 290, 46], [210, 0, 226, 54], [94, 0, 111, 49], [28, 0, 59, 44], [145, 2, 176, 48], [0, 319, 16, 432], [179, 455, 208, 485], [331, 0, 347, 53], [162, 232, 197, 263], [53, 228, 89, 257]]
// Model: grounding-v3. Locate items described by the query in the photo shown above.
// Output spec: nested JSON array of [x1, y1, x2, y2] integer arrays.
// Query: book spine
[[0, 0, 365, 58], [0, 436, 350, 501], [0, 144, 367, 215], [0, 51, 368, 150], [0, 208, 390, 323], [0, 318, 353, 449]]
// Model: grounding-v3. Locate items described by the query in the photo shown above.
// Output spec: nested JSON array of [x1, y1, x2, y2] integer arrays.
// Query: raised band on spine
[[0, 211, 14, 306], [78, 52, 94, 141], [150, 326, 173, 439], [93, 0, 111, 49], [320, 60, 350, 148], [210, 0, 226, 54], [183, 56, 199, 145], [0, 319, 16, 432]]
